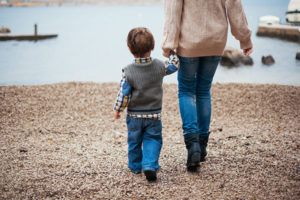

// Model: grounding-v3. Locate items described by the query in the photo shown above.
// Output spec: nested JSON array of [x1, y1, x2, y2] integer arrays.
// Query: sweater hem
[[177, 45, 226, 57]]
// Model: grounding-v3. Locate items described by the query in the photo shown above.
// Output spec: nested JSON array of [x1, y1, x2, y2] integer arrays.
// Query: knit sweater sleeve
[[161, 0, 183, 57], [225, 0, 253, 50]]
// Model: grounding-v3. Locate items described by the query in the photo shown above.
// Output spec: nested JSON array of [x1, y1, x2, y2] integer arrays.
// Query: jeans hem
[[142, 167, 159, 172], [129, 168, 142, 174]]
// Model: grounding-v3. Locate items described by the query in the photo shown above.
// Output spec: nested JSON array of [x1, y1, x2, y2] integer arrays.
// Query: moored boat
[[286, 0, 300, 24]]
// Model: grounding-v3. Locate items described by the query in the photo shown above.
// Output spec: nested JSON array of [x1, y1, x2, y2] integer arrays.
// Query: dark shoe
[[199, 135, 209, 162], [184, 132, 201, 171], [144, 170, 157, 182]]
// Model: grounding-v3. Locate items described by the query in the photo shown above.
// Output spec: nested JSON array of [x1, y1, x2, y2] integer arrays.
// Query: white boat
[[258, 15, 281, 25], [286, 0, 300, 24]]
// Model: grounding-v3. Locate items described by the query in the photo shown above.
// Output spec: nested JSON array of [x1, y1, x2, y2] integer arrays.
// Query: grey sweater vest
[[123, 59, 166, 115]]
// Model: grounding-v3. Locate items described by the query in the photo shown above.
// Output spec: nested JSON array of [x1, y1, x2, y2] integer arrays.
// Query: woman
[[162, 0, 253, 171]]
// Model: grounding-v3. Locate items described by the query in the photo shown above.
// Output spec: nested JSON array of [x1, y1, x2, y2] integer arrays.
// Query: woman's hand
[[163, 49, 176, 58], [243, 46, 253, 56]]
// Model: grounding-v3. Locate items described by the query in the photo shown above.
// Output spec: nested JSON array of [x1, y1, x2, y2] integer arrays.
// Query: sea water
[[0, 0, 299, 86]]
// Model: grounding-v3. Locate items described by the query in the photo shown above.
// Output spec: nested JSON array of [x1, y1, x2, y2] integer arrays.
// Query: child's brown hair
[[127, 27, 155, 58]]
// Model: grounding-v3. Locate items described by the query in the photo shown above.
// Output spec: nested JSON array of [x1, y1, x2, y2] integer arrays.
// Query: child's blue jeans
[[126, 115, 162, 173]]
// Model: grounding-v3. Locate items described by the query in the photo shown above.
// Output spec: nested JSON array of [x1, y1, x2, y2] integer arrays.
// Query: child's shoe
[[143, 170, 157, 182]]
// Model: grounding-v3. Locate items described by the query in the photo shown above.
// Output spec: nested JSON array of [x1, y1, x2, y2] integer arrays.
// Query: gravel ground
[[0, 82, 299, 199]]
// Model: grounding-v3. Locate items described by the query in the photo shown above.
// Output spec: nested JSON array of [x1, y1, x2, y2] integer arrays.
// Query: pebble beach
[[0, 82, 299, 199]]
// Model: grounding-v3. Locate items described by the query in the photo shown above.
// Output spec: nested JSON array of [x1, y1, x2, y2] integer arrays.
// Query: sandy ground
[[0, 82, 299, 199]]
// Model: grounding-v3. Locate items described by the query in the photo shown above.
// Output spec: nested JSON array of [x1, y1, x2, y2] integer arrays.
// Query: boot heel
[[199, 135, 209, 162], [191, 152, 200, 164], [187, 151, 200, 172]]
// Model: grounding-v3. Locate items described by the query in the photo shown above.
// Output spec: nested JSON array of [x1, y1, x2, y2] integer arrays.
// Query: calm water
[[0, 0, 299, 86]]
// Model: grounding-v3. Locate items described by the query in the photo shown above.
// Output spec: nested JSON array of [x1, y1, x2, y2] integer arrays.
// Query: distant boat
[[286, 0, 300, 24]]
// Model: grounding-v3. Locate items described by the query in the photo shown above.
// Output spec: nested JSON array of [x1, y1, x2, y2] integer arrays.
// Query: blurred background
[[0, 0, 299, 85]]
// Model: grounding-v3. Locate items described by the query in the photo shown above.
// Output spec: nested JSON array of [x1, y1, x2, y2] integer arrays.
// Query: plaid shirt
[[114, 55, 179, 120]]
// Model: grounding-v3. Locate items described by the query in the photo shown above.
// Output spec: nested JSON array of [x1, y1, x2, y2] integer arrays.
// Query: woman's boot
[[184, 132, 201, 171], [199, 135, 209, 162]]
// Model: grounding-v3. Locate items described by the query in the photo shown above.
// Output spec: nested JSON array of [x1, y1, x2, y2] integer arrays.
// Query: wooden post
[[34, 24, 37, 36]]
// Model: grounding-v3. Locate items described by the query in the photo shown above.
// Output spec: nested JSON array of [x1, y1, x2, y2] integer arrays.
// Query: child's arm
[[165, 54, 180, 75], [113, 70, 132, 119]]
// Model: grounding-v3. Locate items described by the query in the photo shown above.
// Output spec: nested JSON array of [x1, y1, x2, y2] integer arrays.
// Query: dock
[[257, 24, 300, 42], [0, 24, 58, 41], [0, 34, 58, 41]]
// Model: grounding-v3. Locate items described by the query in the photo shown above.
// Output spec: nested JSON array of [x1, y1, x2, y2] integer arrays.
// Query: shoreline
[[1, 81, 300, 87], [0, 82, 299, 199]]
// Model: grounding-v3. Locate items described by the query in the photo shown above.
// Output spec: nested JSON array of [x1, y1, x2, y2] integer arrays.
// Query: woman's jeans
[[126, 115, 162, 173], [178, 56, 221, 136]]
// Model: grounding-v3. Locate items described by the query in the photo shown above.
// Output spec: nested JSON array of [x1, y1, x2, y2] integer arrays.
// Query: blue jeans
[[178, 56, 221, 136], [126, 115, 162, 173]]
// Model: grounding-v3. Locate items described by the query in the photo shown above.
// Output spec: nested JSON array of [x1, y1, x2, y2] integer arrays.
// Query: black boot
[[199, 135, 209, 162], [184, 132, 201, 171], [144, 170, 157, 182]]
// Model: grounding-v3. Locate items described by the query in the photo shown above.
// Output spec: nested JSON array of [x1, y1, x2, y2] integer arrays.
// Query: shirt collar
[[134, 57, 152, 64]]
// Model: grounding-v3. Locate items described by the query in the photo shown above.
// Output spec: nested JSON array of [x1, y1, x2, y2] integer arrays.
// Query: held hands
[[169, 49, 176, 55], [163, 49, 176, 58], [114, 110, 121, 119], [243, 46, 253, 56]]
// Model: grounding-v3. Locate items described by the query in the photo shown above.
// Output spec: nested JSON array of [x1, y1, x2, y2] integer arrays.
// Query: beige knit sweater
[[161, 0, 253, 57]]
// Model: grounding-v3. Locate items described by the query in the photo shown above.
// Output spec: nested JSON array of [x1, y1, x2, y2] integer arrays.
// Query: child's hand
[[114, 110, 121, 119], [165, 54, 180, 75]]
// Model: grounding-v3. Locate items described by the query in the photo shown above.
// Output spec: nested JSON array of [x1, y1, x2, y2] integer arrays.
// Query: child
[[113, 27, 179, 182]]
